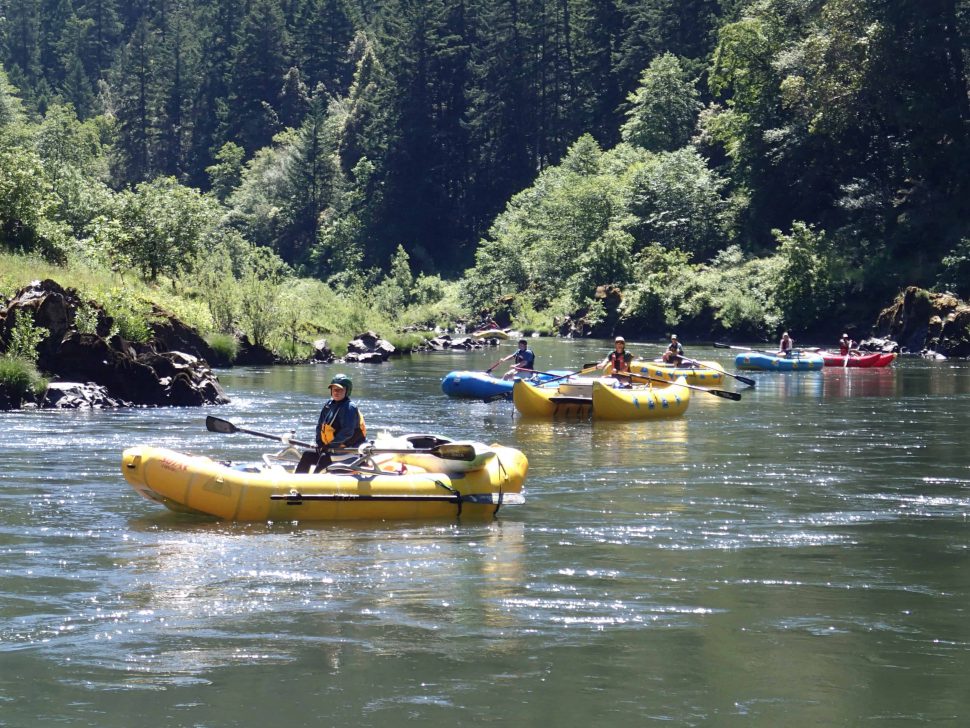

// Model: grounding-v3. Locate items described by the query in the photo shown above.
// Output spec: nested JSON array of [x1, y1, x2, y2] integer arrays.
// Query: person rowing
[[661, 334, 686, 365], [838, 333, 860, 356], [297, 374, 367, 473], [494, 338, 536, 380], [599, 336, 633, 380]]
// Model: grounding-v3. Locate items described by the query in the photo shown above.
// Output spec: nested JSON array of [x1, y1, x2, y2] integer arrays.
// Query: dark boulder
[[0, 381, 41, 410], [235, 334, 277, 365], [874, 287, 970, 357], [43, 382, 129, 409], [1, 280, 229, 408], [344, 351, 386, 364], [858, 337, 899, 353], [312, 338, 335, 363], [148, 306, 219, 363]]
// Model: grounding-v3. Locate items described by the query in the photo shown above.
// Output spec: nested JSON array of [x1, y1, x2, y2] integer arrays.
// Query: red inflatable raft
[[820, 352, 897, 368]]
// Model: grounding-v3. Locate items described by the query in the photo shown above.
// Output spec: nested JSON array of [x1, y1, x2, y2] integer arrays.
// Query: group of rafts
[[121, 347, 895, 523], [731, 348, 896, 371], [445, 357, 736, 419], [510, 360, 724, 420], [122, 358, 725, 523]]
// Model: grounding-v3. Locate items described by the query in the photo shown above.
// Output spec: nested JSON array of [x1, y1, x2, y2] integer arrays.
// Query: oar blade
[[482, 393, 511, 403], [735, 374, 756, 388], [709, 389, 742, 401], [205, 415, 237, 434]]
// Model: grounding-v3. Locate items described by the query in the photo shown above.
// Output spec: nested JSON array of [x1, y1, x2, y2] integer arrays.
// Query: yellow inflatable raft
[[591, 379, 690, 420], [512, 377, 690, 420], [471, 328, 510, 340], [121, 437, 528, 521], [624, 358, 725, 387]]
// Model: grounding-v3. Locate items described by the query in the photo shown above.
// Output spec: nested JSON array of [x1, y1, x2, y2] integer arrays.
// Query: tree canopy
[[1, 0, 968, 340]]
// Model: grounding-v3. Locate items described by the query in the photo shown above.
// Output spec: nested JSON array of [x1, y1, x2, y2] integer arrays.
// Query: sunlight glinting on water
[[3, 347, 970, 724]]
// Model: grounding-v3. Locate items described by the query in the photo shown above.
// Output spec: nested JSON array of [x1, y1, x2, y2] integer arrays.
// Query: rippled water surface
[[2, 340, 969, 726]]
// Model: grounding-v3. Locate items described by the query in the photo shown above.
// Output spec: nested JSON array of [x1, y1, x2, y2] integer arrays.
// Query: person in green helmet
[[297, 374, 367, 473]]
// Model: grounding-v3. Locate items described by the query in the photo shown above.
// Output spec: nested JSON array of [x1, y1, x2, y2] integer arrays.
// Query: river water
[[1, 339, 968, 726]]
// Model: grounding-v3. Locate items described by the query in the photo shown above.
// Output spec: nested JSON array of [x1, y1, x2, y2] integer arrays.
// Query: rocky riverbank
[[873, 287, 970, 357], [0, 280, 228, 410]]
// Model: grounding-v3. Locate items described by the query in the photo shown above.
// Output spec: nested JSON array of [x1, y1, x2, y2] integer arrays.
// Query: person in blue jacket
[[496, 339, 536, 380], [297, 374, 366, 473]]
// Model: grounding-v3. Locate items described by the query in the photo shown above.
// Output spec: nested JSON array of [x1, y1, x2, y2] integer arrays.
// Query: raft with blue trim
[[626, 358, 726, 386], [734, 350, 824, 371], [121, 434, 527, 521]]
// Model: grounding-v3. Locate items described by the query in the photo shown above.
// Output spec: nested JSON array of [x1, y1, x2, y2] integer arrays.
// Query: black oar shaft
[[206, 415, 315, 448], [682, 357, 756, 388], [205, 416, 476, 460]]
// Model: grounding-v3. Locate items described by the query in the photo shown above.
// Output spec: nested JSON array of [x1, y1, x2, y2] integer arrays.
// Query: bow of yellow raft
[[121, 439, 528, 522]]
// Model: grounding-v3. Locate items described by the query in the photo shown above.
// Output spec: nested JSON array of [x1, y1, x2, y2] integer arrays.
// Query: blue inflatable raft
[[734, 350, 824, 371], [441, 370, 571, 399]]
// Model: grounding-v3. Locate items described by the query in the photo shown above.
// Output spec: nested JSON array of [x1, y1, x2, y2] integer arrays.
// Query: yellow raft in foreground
[[512, 377, 690, 420], [121, 437, 527, 521]]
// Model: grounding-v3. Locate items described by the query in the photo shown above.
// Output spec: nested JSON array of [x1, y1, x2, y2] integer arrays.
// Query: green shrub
[[938, 238, 970, 298], [273, 338, 313, 363], [384, 331, 431, 352], [74, 302, 99, 334], [6, 312, 48, 362], [0, 356, 48, 401], [100, 286, 153, 343], [509, 298, 557, 336], [205, 332, 238, 364], [326, 334, 350, 358]]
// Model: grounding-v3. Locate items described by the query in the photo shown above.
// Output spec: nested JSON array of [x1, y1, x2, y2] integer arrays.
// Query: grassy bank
[[0, 251, 466, 360]]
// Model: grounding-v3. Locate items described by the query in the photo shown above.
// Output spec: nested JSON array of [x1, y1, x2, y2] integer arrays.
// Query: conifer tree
[[227, 0, 290, 153]]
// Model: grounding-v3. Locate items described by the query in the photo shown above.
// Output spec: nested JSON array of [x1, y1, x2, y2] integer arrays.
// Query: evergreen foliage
[[0, 0, 967, 343]]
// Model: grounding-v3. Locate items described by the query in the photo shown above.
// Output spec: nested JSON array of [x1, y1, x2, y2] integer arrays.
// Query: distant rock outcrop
[[0, 280, 229, 409], [344, 331, 396, 363], [873, 287, 970, 357]]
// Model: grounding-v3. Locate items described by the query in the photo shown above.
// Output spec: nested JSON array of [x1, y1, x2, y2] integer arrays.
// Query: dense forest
[[1, 0, 969, 352]]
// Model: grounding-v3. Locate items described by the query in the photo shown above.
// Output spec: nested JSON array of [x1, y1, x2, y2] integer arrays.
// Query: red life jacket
[[609, 350, 632, 373]]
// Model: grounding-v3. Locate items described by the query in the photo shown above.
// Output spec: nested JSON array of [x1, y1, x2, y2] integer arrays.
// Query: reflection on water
[[2, 346, 970, 725], [821, 367, 898, 399]]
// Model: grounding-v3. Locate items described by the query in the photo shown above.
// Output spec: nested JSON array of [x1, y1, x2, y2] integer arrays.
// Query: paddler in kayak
[[297, 374, 367, 473]]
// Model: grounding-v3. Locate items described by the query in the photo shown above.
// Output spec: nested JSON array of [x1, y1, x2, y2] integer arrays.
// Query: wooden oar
[[680, 356, 756, 388], [612, 372, 742, 401], [205, 416, 477, 461]]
